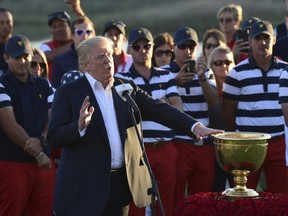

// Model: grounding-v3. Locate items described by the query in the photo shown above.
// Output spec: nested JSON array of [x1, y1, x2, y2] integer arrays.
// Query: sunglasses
[[219, 17, 233, 24], [31, 61, 46, 70], [154, 49, 173, 57], [74, 29, 93, 36], [204, 43, 219, 50], [130, 43, 153, 52], [213, 59, 232, 66], [177, 43, 196, 50]]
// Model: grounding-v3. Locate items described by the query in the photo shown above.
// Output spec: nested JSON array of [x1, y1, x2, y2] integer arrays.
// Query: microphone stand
[[125, 94, 166, 216]]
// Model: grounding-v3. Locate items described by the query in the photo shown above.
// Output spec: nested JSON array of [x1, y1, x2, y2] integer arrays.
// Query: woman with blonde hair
[[217, 4, 249, 63], [30, 48, 49, 79]]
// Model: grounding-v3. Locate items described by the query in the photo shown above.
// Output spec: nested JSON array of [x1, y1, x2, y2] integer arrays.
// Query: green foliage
[[0, 0, 285, 41]]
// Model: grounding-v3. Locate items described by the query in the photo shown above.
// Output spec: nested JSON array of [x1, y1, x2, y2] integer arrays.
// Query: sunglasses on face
[[219, 17, 233, 24], [213, 59, 232, 66], [74, 29, 93, 36], [130, 43, 153, 52], [204, 43, 219, 50], [31, 61, 46, 70], [177, 43, 196, 50], [154, 49, 173, 57]]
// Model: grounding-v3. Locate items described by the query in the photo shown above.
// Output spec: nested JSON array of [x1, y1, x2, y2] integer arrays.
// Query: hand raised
[[78, 96, 94, 131]]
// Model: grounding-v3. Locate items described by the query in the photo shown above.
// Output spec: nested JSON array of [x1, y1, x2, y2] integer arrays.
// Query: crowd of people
[[0, 0, 288, 215]]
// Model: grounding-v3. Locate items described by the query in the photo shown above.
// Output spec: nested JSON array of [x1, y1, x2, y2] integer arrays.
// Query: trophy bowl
[[213, 132, 271, 197]]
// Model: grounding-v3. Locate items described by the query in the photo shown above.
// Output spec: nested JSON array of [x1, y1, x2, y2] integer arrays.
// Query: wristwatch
[[38, 135, 48, 148]]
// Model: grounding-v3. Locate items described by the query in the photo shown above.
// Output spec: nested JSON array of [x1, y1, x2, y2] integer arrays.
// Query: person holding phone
[[217, 4, 250, 63], [167, 27, 219, 206], [235, 17, 261, 59]]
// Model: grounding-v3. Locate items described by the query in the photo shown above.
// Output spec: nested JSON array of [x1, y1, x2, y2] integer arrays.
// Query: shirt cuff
[[191, 122, 202, 133], [78, 128, 86, 137]]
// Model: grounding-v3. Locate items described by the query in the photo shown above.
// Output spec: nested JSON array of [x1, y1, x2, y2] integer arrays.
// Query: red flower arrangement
[[175, 192, 288, 216]]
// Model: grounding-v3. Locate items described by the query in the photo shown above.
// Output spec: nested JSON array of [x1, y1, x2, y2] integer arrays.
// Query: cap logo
[[186, 30, 191, 36], [248, 19, 253, 23], [259, 23, 264, 28], [137, 29, 143, 34], [17, 41, 23, 47]]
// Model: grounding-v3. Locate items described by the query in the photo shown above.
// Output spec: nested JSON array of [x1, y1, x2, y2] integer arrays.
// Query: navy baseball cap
[[128, 27, 153, 45], [242, 17, 261, 30], [250, 20, 274, 38], [103, 20, 126, 36], [48, 11, 71, 25], [5, 35, 33, 58], [173, 27, 198, 45]]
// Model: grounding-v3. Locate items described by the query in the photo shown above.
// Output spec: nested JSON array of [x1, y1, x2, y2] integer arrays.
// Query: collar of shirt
[[7, 70, 35, 85], [129, 64, 162, 80], [84, 72, 124, 169], [85, 72, 114, 90], [248, 55, 280, 71]]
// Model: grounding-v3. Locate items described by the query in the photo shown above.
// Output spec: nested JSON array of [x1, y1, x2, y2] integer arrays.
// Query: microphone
[[115, 79, 139, 111], [115, 82, 133, 102]]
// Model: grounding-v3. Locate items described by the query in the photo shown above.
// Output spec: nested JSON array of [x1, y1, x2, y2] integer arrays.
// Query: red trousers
[[128, 141, 178, 216], [0, 161, 55, 216], [173, 140, 215, 207], [247, 136, 288, 193]]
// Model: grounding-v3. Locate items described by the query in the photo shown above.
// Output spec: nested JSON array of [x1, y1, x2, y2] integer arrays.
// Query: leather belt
[[110, 167, 125, 178], [145, 141, 170, 148]]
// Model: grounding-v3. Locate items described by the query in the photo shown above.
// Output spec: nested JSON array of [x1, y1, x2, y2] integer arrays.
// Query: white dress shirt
[[83, 73, 124, 169]]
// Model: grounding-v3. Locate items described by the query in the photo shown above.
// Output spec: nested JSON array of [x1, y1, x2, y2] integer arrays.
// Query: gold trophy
[[213, 132, 271, 197]]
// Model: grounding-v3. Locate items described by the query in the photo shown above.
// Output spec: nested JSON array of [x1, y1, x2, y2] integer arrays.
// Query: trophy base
[[222, 188, 259, 197]]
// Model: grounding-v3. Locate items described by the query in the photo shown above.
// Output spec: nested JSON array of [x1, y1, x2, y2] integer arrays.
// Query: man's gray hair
[[77, 36, 114, 72]]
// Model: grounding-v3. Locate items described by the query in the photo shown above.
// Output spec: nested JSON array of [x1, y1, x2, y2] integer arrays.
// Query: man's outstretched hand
[[193, 123, 224, 140]]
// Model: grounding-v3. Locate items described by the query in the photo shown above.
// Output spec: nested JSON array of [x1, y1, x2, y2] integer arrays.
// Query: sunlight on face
[[211, 52, 234, 83], [85, 41, 114, 86]]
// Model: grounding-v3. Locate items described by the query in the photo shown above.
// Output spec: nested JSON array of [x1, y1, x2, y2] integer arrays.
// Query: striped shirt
[[223, 56, 288, 137], [115, 65, 179, 142], [168, 61, 216, 142], [279, 68, 288, 103]]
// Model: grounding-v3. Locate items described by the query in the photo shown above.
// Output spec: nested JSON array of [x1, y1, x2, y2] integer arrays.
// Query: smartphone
[[236, 29, 249, 42], [185, 60, 196, 73], [236, 29, 250, 53]]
